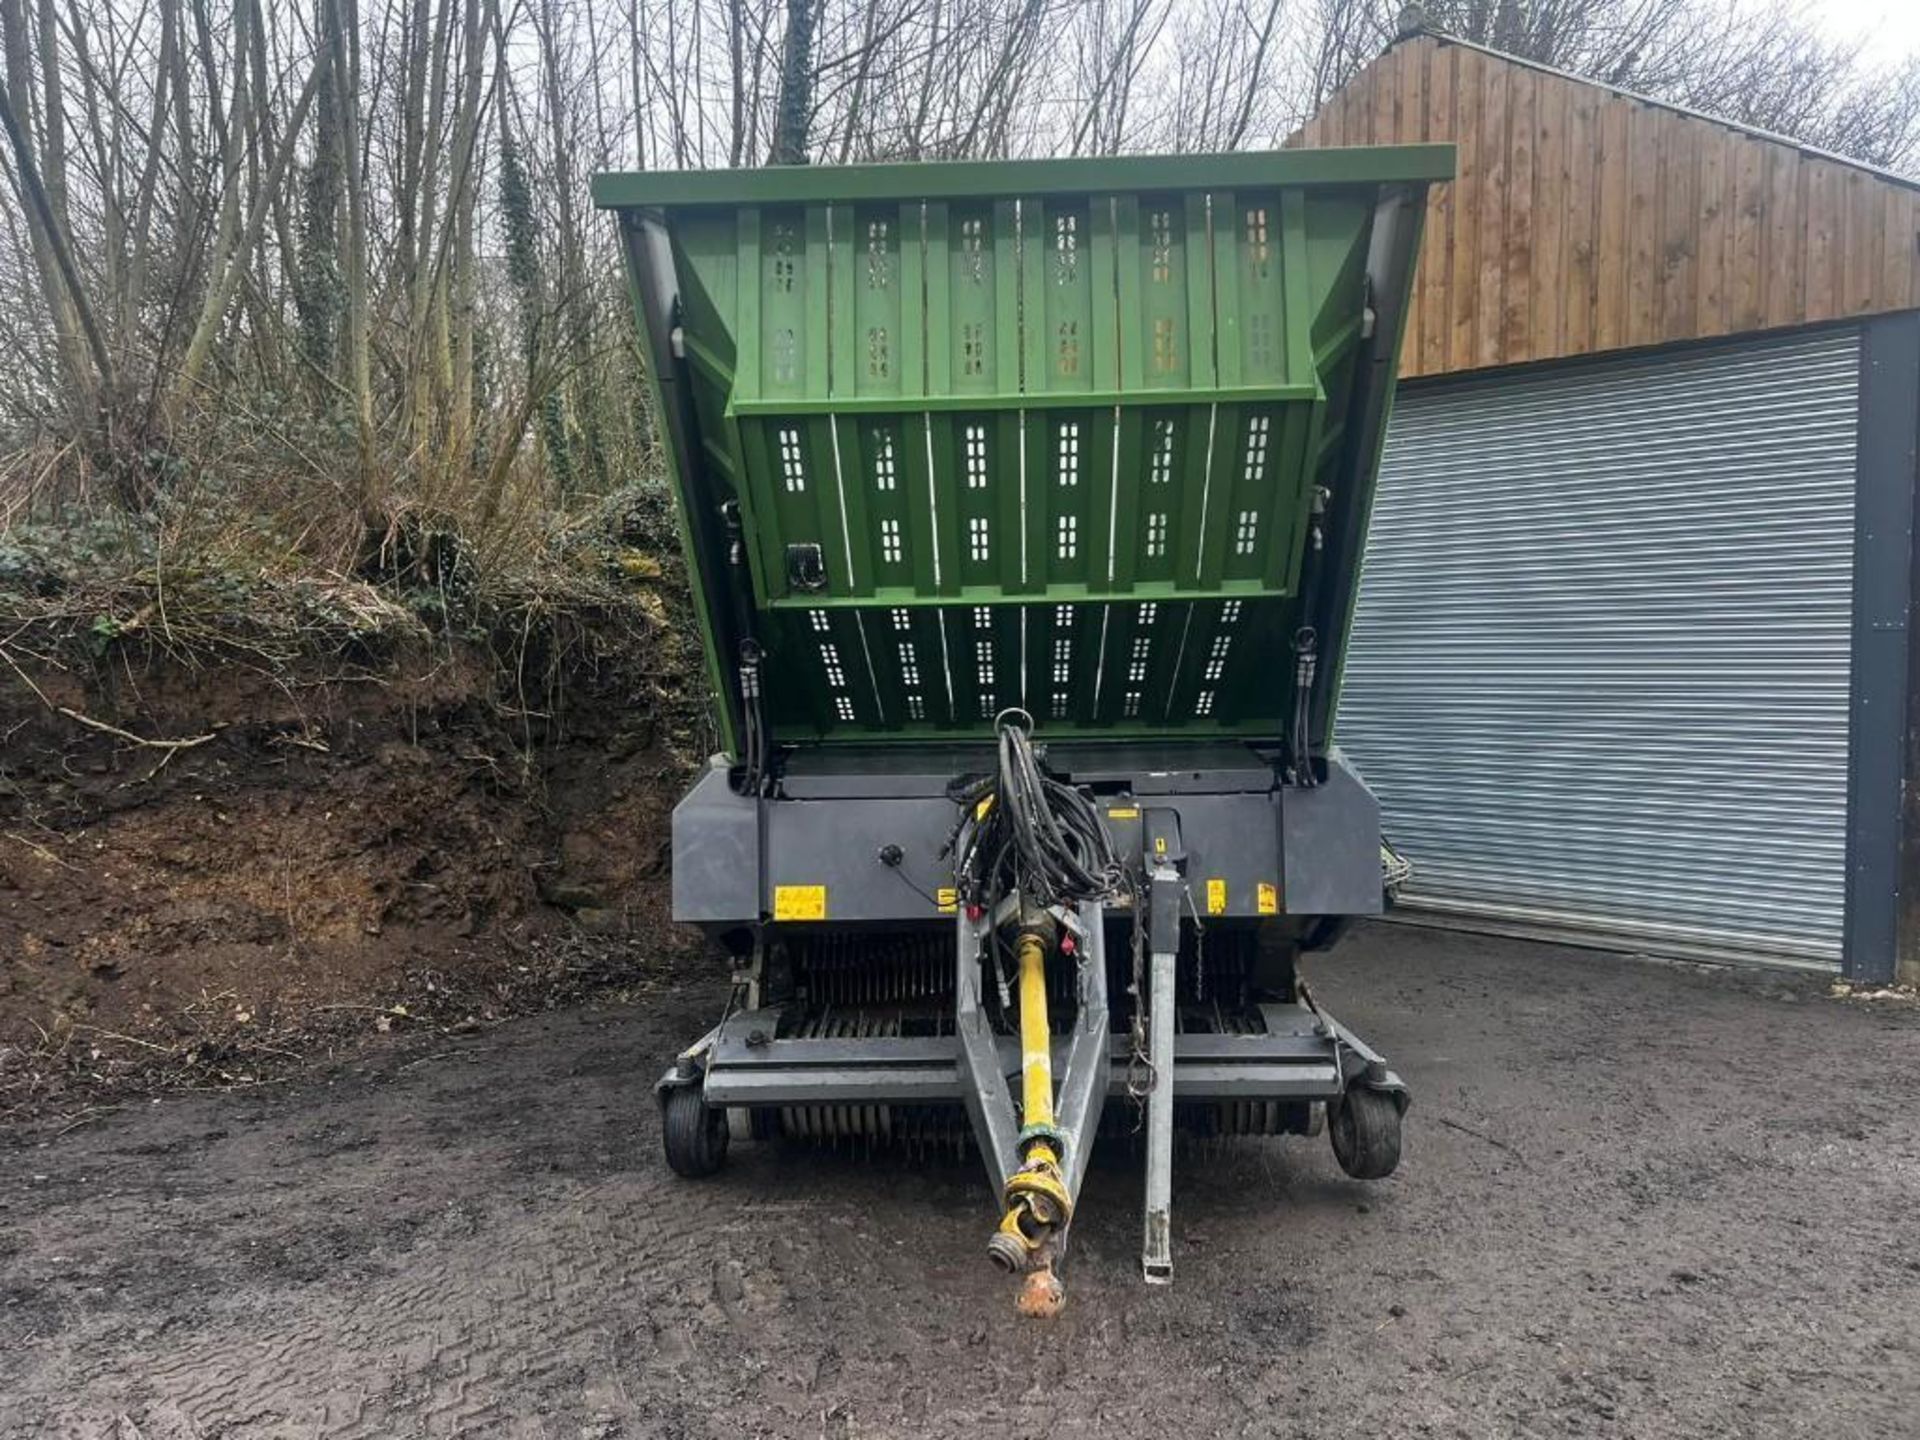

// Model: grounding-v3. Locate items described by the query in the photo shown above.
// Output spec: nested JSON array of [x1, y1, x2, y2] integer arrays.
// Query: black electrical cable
[[1290, 626, 1319, 788], [877, 845, 947, 911], [720, 501, 772, 798], [734, 639, 770, 796], [951, 711, 1123, 912]]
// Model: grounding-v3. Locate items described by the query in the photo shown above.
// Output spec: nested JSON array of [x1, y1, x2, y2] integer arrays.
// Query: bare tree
[[1, 0, 100, 420], [0, 0, 1911, 577], [325, 0, 375, 503], [769, 0, 813, 162]]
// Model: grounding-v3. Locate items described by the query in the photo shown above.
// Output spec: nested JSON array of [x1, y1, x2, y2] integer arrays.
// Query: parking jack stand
[[1142, 812, 1186, 1283]]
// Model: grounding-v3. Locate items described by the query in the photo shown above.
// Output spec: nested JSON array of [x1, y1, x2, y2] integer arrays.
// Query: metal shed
[[1305, 31, 1920, 981], [1337, 321, 1918, 973]]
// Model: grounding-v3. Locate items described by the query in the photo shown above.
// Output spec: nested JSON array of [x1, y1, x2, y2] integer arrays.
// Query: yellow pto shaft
[[1017, 931, 1056, 1135], [987, 926, 1074, 1318]]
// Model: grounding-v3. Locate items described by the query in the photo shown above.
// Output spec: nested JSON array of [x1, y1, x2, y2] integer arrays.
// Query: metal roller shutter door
[[1338, 328, 1859, 967]]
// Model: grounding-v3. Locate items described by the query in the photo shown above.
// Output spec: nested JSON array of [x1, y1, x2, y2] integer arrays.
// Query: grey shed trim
[[1846, 311, 1919, 984]]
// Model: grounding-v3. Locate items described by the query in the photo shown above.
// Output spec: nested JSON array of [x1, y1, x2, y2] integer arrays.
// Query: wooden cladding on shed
[[1293, 35, 1920, 377]]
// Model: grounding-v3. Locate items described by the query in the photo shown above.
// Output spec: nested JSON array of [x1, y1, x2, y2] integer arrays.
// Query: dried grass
[[0, 405, 687, 724]]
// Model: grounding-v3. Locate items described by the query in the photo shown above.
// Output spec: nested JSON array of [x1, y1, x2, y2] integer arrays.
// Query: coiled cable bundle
[[948, 711, 1123, 912]]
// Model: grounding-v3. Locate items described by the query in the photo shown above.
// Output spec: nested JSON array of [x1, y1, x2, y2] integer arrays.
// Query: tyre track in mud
[[4, 924, 1918, 1438]]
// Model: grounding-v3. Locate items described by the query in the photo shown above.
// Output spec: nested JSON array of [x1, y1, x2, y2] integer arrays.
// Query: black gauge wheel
[[1330, 1087, 1402, 1180], [662, 1083, 730, 1178]]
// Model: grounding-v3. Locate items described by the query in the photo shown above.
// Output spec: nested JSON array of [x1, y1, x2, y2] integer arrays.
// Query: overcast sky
[[1824, 0, 1920, 56]]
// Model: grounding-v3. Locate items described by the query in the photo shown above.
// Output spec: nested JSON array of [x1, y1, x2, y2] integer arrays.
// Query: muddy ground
[[4, 923, 1917, 1439]]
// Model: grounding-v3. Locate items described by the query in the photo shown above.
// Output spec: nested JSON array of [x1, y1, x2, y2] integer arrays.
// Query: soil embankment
[[0, 588, 705, 1116]]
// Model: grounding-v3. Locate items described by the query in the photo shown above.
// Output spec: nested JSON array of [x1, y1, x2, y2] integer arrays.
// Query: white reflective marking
[[1167, 605, 1195, 715], [828, 418, 855, 588], [854, 611, 886, 726], [936, 608, 957, 718], [1106, 408, 1122, 582], [1017, 411, 1030, 584], [1193, 403, 1217, 575], [1092, 604, 1110, 713], [1020, 609, 1029, 708], [924, 416, 942, 585]]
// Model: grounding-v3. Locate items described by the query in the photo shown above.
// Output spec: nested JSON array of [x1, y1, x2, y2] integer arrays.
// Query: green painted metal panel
[[592, 147, 1454, 209], [598, 149, 1451, 747]]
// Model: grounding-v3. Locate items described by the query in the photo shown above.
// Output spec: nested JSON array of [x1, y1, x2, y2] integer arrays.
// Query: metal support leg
[[1142, 939, 1177, 1283], [1141, 858, 1184, 1283]]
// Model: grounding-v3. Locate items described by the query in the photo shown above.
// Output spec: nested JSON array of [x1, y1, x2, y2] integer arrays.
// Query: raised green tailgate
[[593, 149, 1450, 750]]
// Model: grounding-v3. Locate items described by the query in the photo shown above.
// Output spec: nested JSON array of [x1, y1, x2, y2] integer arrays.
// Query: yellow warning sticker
[[1257, 882, 1279, 915], [1154, 836, 1168, 855], [975, 794, 996, 822], [773, 885, 827, 921], [1206, 878, 1227, 915], [1107, 806, 1140, 820], [936, 886, 958, 913]]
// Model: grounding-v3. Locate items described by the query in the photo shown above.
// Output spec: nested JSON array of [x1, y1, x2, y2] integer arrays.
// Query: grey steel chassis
[[658, 745, 1410, 1285]]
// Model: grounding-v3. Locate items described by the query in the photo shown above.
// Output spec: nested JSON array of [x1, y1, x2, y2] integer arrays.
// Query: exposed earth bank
[[0, 587, 704, 1117]]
